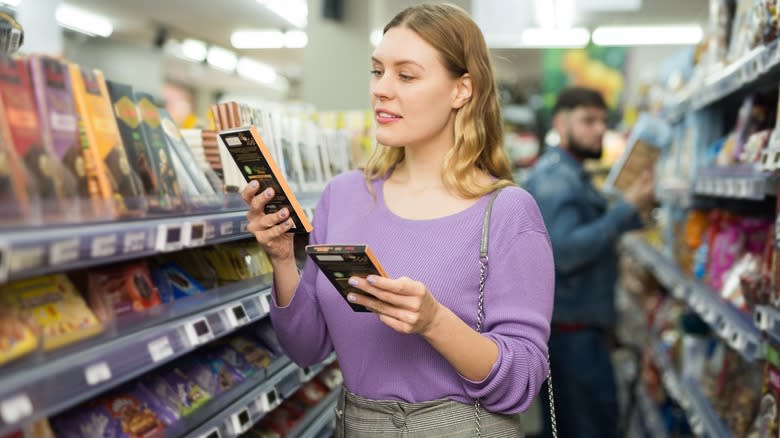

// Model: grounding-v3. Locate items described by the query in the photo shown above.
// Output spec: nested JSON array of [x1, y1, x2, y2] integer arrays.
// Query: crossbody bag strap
[[474, 187, 557, 438]]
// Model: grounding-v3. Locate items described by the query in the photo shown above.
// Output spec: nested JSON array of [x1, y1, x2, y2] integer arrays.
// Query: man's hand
[[623, 170, 655, 211]]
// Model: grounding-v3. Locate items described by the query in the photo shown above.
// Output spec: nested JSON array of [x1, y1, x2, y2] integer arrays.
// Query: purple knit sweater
[[269, 170, 554, 414]]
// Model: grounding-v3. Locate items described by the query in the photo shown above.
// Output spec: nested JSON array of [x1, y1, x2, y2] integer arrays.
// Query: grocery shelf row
[[0, 191, 321, 284], [186, 353, 338, 438], [649, 336, 729, 438], [693, 166, 776, 201], [664, 39, 780, 122], [621, 235, 761, 361], [0, 277, 274, 435]]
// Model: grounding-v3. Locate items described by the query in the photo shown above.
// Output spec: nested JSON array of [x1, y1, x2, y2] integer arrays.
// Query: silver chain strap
[[475, 189, 557, 438]]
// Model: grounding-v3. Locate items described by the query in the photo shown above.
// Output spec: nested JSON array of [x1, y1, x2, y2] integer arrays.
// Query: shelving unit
[[0, 277, 273, 434], [621, 234, 761, 362], [185, 353, 337, 438], [664, 40, 780, 123], [693, 165, 776, 200], [287, 388, 340, 438]]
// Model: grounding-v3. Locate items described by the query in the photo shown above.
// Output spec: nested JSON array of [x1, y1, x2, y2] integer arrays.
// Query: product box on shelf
[[86, 261, 162, 323]]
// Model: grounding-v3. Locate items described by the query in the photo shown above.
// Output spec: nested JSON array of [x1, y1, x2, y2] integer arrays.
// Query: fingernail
[[367, 275, 377, 285], [264, 188, 274, 198], [249, 180, 259, 189], [347, 294, 357, 302], [348, 278, 359, 286], [279, 208, 288, 218]]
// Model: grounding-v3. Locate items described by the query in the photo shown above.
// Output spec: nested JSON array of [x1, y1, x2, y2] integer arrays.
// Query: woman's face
[[370, 26, 464, 149]]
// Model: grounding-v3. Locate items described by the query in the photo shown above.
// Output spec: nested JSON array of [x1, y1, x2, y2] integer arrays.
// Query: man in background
[[525, 87, 654, 438]]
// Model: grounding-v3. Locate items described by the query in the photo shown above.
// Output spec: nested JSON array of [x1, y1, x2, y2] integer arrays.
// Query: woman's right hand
[[241, 181, 295, 264]]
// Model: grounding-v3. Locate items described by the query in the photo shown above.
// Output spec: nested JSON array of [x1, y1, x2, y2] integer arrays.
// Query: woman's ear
[[452, 74, 472, 109]]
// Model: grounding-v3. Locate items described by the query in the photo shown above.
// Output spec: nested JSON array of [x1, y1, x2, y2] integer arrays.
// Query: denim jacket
[[524, 147, 642, 327]]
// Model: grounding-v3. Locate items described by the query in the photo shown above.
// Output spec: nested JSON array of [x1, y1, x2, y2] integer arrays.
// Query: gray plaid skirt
[[334, 387, 524, 437]]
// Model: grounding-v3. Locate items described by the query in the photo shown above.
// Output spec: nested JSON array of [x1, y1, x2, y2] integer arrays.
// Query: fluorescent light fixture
[[555, 0, 575, 29], [592, 25, 703, 46], [231, 30, 283, 49], [521, 28, 590, 48], [181, 38, 207, 62], [237, 57, 277, 84], [256, 0, 307, 29], [207, 46, 238, 72], [55, 4, 113, 37], [284, 30, 307, 48], [370, 29, 383, 47], [534, 0, 555, 29], [0, 0, 22, 7]]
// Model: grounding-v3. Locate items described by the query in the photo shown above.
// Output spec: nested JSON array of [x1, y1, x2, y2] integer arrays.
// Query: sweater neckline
[[374, 177, 492, 226]]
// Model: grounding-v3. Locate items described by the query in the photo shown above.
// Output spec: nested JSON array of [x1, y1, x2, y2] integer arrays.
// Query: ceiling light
[[237, 57, 277, 84], [231, 30, 283, 49], [55, 4, 113, 37], [0, 0, 22, 7], [283, 30, 307, 48], [521, 28, 590, 48], [370, 29, 382, 47], [256, 0, 307, 29], [555, 0, 575, 29], [592, 25, 703, 46], [207, 46, 238, 72], [533, 0, 555, 29], [181, 38, 207, 62]]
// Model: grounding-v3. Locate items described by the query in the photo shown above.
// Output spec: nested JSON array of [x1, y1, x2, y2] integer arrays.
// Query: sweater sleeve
[[268, 184, 334, 367], [460, 229, 555, 414]]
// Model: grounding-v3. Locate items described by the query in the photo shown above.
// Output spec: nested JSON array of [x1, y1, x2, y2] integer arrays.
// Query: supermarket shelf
[[287, 387, 340, 438], [186, 353, 337, 438], [665, 39, 780, 122], [622, 235, 761, 361], [755, 305, 780, 344], [0, 191, 321, 283], [681, 379, 731, 438], [635, 385, 669, 438], [0, 278, 273, 435], [693, 166, 775, 200], [649, 336, 729, 438]]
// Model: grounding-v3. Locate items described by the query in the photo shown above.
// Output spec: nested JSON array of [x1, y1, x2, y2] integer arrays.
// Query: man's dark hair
[[552, 87, 607, 116]]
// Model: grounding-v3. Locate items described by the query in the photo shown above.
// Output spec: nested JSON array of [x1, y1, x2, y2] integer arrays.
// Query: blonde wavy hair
[[364, 3, 514, 198]]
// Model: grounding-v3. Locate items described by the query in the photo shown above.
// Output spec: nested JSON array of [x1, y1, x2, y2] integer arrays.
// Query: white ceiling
[[52, 0, 709, 95]]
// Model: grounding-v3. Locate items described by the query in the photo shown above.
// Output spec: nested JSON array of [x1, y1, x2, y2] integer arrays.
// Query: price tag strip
[[184, 222, 207, 248], [257, 387, 280, 413], [84, 361, 112, 386], [49, 238, 80, 266], [229, 407, 252, 435], [9, 245, 44, 274], [91, 234, 118, 258], [199, 428, 221, 438], [184, 317, 214, 347], [123, 231, 147, 254], [148, 336, 175, 363], [225, 303, 250, 329], [155, 224, 184, 252], [0, 394, 32, 425], [259, 293, 272, 315], [220, 221, 234, 237]]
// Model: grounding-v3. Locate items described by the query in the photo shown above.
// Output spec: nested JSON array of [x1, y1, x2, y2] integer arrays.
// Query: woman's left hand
[[346, 275, 443, 336]]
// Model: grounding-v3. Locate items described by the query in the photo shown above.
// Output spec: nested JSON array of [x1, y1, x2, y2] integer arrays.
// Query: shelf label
[[85, 361, 112, 386], [299, 366, 314, 382], [257, 387, 280, 413], [225, 303, 250, 329], [9, 246, 44, 273], [0, 394, 32, 424], [155, 224, 183, 252], [240, 220, 249, 233], [259, 293, 272, 314], [184, 317, 214, 347], [187, 222, 207, 247], [220, 221, 234, 236], [49, 238, 79, 265], [91, 234, 117, 258], [230, 408, 252, 434], [123, 231, 147, 254], [200, 428, 221, 438], [204, 223, 216, 240], [148, 336, 174, 363]]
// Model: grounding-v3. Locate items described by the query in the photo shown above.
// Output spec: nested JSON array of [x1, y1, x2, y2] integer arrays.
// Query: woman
[[242, 4, 554, 437]]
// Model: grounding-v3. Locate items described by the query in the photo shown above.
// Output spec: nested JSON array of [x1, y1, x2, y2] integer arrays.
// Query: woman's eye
[[399, 74, 413, 81], [370, 69, 383, 77]]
